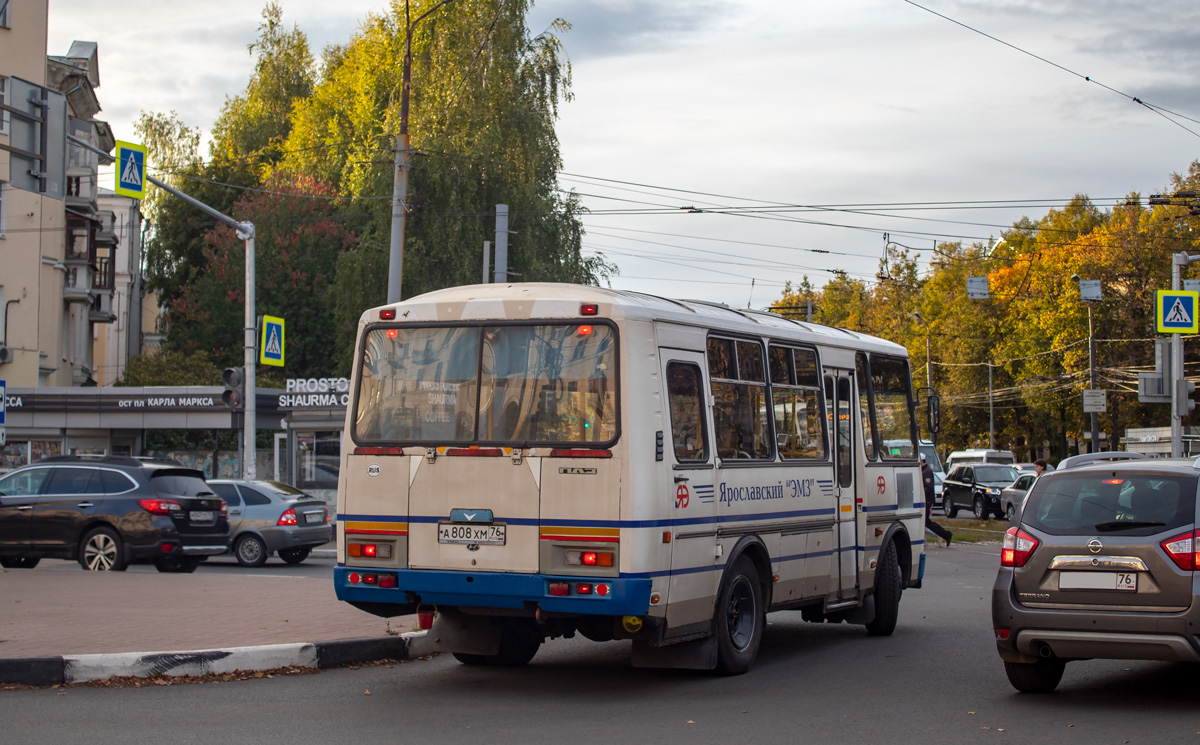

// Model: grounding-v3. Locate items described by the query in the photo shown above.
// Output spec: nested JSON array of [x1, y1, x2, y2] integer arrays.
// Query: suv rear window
[[150, 470, 214, 497], [1023, 471, 1198, 537]]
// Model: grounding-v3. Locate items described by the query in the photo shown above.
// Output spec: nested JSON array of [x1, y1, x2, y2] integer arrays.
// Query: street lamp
[[387, 0, 460, 304], [908, 310, 933, 444], [1071, 274, 1101, 453]]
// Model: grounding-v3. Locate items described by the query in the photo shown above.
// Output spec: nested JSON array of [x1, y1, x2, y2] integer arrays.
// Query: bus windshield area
[[354, 323, 618, 446]]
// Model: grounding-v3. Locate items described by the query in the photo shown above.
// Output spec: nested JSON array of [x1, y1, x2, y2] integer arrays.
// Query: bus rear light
[[377, 574, 398, 589], [363, 573, 378, 585], [549, 449, 612, 458], [354, 447, 404, 455], [348, 542, 392, 559], [548, 582, 570, 596], [577, 325, 593, 336], [580, 303, 598, 316], [348, 572, 361, 584], [595, 584, 610, 596], [576, 583, 593, 595], [566, 550, 614, 567], [445, 448, 504, 457], [379, 309, 397, 320]]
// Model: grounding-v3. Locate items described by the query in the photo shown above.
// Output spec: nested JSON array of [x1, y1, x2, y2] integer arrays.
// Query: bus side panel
[[339, 453, 411, 567], [774, 467, 837, 603]]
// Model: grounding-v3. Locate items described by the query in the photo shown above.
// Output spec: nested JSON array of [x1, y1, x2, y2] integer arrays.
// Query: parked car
[[942, 463, 1021, 519], [207, 480, 332, 567], [1000, 472, 1038, 522], [0, 455, 229, 572], [993, 458, 1200, 693]]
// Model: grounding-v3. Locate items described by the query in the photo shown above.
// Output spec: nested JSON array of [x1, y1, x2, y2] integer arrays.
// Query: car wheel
[[866, 540, 902, 637], [1006, 503, 1016, 522], [973, 496, 987, 520], [1003, 658, 1065, 693], [945, 498, 958, 518], [235, 534, 268, 567], [154, 556, 201, 573], [0, 556, 40, 569], [715, 555, 764, 675], [278, 547, 311, 565], [79, 526, 128, 571]]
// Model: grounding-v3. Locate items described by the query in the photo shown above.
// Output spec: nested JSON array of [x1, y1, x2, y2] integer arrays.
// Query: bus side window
[[666, 362, 709, 463], [707, 337, 773, 460], [855, 353, 877, 461]]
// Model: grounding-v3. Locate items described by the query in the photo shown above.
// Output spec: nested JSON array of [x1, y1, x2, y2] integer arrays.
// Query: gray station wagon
[[992, 459, 1200, 692]]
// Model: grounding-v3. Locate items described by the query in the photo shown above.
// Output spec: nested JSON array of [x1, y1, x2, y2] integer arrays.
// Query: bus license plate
[[438, 522, 506, 545]]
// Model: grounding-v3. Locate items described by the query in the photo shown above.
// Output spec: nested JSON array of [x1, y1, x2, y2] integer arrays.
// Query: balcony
[[96, 210, 117, 247], [90, 290, 116, 323]]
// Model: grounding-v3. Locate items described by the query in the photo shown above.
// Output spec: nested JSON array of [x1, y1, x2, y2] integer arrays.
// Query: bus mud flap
[[409, 608, 502, 657], [630, 636, 717, 670]]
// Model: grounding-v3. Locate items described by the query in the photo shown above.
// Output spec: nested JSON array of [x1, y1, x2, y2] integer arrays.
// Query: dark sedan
[[208, 480, 332, 566], [943, 463, 1021, 519]]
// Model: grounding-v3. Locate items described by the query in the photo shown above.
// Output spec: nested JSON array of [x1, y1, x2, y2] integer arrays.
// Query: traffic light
[[222, 367, 245, 409], [1176, 378, 1196, 417]]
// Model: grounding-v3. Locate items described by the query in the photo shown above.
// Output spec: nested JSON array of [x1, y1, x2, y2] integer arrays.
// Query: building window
[[0, 76, 8, 134], [0, 181, 6, 239], [0, 1, 9, 29]]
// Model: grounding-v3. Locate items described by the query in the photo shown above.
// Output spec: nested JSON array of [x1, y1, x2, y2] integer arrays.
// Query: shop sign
[[279, 378, 352, 409]]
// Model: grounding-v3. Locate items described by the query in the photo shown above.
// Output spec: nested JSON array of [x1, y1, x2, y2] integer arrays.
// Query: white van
[[945, 448, 1015, 471]]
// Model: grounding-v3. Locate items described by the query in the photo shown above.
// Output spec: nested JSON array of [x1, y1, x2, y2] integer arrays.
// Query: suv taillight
[[1161, 530, 1199, 571], [1001, 526, 1039, 567], [278, 508, 298, 526], [139, 498, 181, 516], [219, 500, 228, 517]]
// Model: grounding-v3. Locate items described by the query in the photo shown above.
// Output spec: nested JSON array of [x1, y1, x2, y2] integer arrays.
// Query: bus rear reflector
[[445, 448, 504, 457], [549, 449, 612, 458], [354, 447, 404, 455], [548, 582, 570, 596]]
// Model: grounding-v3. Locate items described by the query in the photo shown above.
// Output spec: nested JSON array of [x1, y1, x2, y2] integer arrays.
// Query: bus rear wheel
[[453, 621, 542, 667], [714, 556, 764, 675]]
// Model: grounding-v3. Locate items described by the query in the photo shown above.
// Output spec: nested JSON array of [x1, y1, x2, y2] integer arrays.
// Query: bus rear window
[[354, 323, 617, 446]]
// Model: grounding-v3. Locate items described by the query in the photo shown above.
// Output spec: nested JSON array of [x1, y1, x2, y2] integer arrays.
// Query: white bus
[[335, 283, 925, 674]]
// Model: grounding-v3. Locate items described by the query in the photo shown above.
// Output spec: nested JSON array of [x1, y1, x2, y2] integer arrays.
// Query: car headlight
[[986, 487, 1002, 496]]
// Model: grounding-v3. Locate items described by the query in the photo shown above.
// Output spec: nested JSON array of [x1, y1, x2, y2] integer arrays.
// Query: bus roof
[[367, 282, 907, 357]]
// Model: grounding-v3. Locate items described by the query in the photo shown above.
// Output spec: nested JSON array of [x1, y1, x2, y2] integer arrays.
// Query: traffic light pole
[[146, 174, 257, 478], [70, 134, 258, 477]]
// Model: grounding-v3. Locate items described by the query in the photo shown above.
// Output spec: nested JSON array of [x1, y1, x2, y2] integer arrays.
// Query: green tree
[[116, 350, 221, 387]]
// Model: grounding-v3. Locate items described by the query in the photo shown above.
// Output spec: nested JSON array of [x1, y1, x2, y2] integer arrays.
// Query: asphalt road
[[28, 553, 337, 580], [5, 544, 1200, 744]]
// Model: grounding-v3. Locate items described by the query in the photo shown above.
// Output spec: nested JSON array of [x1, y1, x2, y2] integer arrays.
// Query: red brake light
[[379, 309, 397, 320], [363, 544, 377, 558], [354, 447, 404, 455], [576, 583, 593, 595], [577, 325, 593, 336], [580, 303, 598, 316], [218, 500, 228, 517], [549, 449, 612, 458], [1001, 527, 1039, 567], [278, 508, 298, 526], [138, 499, 181, 516], [1161, 530, 1199, 571], [1102, 479, 1125, 485], [582, 551, 598, 566]]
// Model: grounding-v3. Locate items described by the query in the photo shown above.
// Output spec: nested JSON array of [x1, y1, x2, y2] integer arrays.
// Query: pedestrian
[[1034, 459, 1048, 477], [922, 453, 952, 547]]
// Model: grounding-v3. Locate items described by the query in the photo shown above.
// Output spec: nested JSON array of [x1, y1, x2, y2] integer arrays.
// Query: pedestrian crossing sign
[[114, 141, 147, 199], [260, 315, 285, 367], [1156, 290, 1200, 334]]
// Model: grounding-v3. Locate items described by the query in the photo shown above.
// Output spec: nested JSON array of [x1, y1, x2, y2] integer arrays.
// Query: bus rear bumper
[[335, 566, 653, 617]]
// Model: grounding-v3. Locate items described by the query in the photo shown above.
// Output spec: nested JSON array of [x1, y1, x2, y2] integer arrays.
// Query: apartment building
[[0, 0, 122, 388]]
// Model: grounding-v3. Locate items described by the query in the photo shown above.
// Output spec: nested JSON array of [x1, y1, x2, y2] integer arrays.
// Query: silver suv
[[992, 459, 1200, 692]]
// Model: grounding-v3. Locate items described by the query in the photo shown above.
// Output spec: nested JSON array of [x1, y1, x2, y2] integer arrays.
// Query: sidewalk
[[0, 561, 419, 686]]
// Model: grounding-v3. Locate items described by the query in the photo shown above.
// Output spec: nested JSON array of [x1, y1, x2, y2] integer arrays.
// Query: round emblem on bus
[[367, 463, 382, 477]]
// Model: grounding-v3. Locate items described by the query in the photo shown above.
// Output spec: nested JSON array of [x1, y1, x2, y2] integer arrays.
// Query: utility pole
[[387, 0, 460, 304]]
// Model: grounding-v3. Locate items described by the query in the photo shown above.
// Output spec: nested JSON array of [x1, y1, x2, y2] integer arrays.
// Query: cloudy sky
[[46, 0, 1200, 308]]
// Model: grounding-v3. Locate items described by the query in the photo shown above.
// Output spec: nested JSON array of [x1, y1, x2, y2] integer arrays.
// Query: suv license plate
[[438, 522, 505, 545], [1059, 571, 1137, 591], [190, 510, 214, 522]]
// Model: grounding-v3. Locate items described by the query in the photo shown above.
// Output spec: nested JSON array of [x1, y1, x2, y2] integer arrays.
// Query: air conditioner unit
[[0, 346, 13, 364]]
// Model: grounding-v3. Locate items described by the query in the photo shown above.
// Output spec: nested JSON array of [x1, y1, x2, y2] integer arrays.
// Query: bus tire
[[489, 622, 542, 666], [866, 540, 902, 636], [452, 653, 488, 666], [714, 556, 764, 675]]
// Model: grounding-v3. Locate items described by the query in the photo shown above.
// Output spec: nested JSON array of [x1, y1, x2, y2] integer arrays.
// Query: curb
[[0, 632, 424, 688]]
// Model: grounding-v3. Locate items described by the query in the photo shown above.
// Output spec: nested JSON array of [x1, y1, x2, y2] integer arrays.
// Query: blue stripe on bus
[[860, 504, 898, 512]]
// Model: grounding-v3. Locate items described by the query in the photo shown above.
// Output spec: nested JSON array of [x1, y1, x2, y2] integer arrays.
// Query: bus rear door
[[825, 371, 861, 601]]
